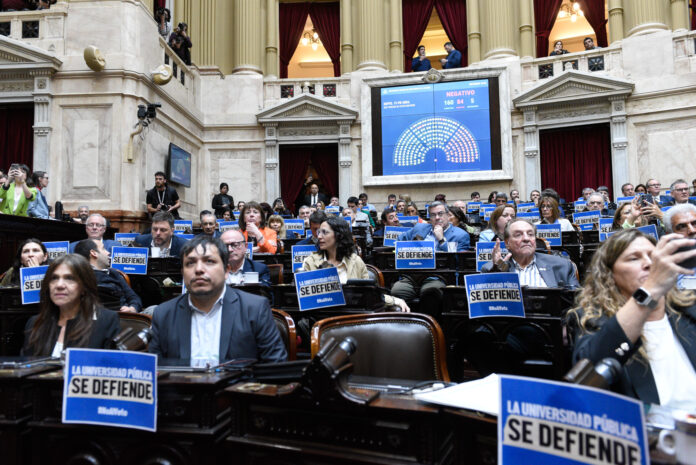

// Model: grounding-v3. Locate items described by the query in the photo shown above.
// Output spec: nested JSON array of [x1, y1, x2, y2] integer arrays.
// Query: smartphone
[[9, 163, 19, 173], [677, 244, 696, 270]]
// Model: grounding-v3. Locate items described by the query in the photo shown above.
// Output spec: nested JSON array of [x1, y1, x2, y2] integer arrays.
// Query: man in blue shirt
[[440, 42, 461, 69], [412, 45, 431, 72]]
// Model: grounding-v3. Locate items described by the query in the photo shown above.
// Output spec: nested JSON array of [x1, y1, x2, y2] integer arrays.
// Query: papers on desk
[[414, 374, 500, 416]]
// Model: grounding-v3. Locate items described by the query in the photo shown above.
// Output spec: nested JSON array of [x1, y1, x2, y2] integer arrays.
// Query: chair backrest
[[117, 312, 152, 336], [267, 263, 284, 285], [535, 237, 551, 253], [272, 308, 296, 361], [364, 264, 385, 287], [311, 313, 449, 382], [114, 268, 131, 287]]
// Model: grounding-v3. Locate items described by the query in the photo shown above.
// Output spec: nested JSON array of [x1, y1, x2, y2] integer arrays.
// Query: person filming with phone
[[0, 163, 37, 217]]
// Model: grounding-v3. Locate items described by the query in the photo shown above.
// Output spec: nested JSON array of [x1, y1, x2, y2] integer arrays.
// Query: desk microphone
[[563, 357, 622, 389], [112, 327, 153, 352]]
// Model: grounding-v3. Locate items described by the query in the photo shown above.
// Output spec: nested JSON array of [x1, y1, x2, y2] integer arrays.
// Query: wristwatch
[[632, 287, 658, 309]]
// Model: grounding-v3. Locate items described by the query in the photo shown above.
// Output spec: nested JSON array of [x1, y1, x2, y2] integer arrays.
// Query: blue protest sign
[[383, 226, 412, 247], [173, 220, 192, 233], [599, 218, 614, 241], [516, 202, 535, 213], [218, 221, 239, 232], [637, 224, 659, 240], [424, 204, 430, 219], [246, 242, 253, 260], [467, 202, 481, 213], [661, 206, 672, 213], [291, 245, 316, 272], [343, 216, 353, 231], [44, 241, 69, 261], [572, 211, 599, 230], [574, 200, 587, 210], [517, 211, 540, 222], [659, 195, 671, 205], [482, 206, 496, 221], [110, 247, 148, 275], [395, 241, 436, 270], [398, 216, 420, 228], [63, 348, 157, 432], [325, 206, 340, 216], [114, 233, 138, 247], [284, 219, 305, 236], [464, 273, 524, 318], [232, 210, 241, 219], [691, 196, 696, 203], [294, 267, 345, 311], [617, 196, 633, 205], [499, 375, 648, 465], [174, 233, 194, 240], [475, 241, 508, 272], [20, 265, 48, 305], [306, 229, 313, 238], [536, 224, 561, 246]]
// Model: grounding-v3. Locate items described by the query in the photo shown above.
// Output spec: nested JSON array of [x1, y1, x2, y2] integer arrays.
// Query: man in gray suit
[[149, 235, 286, 366], [482, 219, 579, 288]]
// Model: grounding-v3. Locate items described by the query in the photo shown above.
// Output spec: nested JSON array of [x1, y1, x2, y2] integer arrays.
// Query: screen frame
[[167, 142, 192, 188], [361, 67, 513, 187]]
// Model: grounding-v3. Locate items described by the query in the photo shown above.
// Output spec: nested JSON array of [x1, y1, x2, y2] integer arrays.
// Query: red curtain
[[402, 0, 435, 72], [534, 0, 563, 57], [154, 0, 166, 9], [279, 2, 310, 79], [280, 146, 313, 212], [691, 3, 696, 30], [310, 146, 338, 202], [0, 105, 33, 172], [309, 2, 341, 77], [540, 124, 612, 203], [577, 0, 608, 47], [434, 0, 468, 67]]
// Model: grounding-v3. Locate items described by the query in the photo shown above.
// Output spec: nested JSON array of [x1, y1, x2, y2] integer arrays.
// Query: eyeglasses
[[431, 211, 448, 218], [225, 241, 246, 250], [648, 183, 661, 188], [673, 188, 689, 193], [86, 223, 105, 229]]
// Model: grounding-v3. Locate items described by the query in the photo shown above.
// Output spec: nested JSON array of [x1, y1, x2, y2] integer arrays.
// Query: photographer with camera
[[146, 171, 181, 220], [168, 22, 192, 66], [0, 163, 37, 217]]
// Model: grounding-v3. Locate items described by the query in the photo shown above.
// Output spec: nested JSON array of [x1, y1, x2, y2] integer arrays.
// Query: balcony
[[263, 76, 351, 109], [520, 46, 622, 89], [0, 5, 66, 53]]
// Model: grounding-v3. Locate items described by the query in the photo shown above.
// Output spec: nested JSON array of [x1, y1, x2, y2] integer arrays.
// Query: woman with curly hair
[[302, 216, 409, 312], [569, 228, 696, 407]]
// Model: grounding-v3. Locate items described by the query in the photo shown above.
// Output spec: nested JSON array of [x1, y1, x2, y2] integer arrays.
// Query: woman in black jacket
[[212, 183, 234, 218]]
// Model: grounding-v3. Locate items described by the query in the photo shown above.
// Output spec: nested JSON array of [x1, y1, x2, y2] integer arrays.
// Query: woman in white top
[[570, 229, 696, 408], [535, 196, 574, 232], [22, 254, 119, 357]]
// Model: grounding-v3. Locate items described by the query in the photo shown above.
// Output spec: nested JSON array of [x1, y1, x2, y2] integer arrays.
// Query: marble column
[[263, 124, 280, 201], [522, 108, 541, 194], [624, 0, 669, 37], [518, 0, 534, 59], [467, 0, 481, 64], [338, 123, 352, 204], [265, 0, 278, 78], [609, 98, 629, 196], [232, 0, 263, 74], [388, 0, 402, 72], [32, 74, 52, 172], [608, 0, 624, 43], [355, 0, 387, 70], [195, 0, 216, 67], [670, 0, 689, 32], [340, 0, 353, 73], [480, 0, 517, 59]]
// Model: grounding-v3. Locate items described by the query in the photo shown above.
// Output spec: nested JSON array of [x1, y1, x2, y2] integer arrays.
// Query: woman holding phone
[[0, 163, 37, 217]]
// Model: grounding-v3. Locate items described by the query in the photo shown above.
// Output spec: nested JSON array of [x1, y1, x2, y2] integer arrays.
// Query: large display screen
[[371, 78, 501, 177], [167, 143, 191, 187]]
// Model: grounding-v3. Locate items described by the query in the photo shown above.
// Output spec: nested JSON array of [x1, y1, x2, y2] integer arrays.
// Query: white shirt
[[189, 286, 225, 368], [226, 259, 246, 285], [150, 237, 173, 258], [510, 256, 547, 287], [13, 186, 22, 212], [643, 314, 696, 409]]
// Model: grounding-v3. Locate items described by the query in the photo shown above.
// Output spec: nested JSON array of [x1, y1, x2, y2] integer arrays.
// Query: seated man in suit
[[220, 229, 271, 287], [74, 238, 142, 313], [149, 235, 287, 365], [390, 201, 470, 316], [198, 210, 220, 238], [297, 210, 327, 246], [373, 210, 400, 237], [483, 219, 579, 288], [134, 211, 187, 258], [68, 213, 119, 253]]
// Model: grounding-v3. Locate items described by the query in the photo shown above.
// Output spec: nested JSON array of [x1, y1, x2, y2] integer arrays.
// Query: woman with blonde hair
[[479, 204, 516, 242], [570, 229, 696, 407]]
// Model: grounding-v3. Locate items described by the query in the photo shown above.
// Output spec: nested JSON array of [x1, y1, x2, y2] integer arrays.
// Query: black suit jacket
[[571, 304, 696, 404], [149, 288, 287, 363], [133, 233, 188, 258], [22, 307, 120, 356], [304, 193, 329, 207], [481, 252, 579, 288], [95, 268, 143, 311]]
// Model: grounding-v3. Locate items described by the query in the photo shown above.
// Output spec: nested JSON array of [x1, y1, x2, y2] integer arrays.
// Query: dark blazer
[[133, 233, 188, 258], [398, 223, 470, 251], [481, 252, 579, 288], [571, 304, 696, 404], [241, 259, 271, 287], [69, 239, 120, 254], [211, 193, 234, 217], [665, 198, 696, 207], [149, 288, 287, 363], [303, 193, 329, 207], [22, 307, 120, 356], [94, 267, 143, 311]]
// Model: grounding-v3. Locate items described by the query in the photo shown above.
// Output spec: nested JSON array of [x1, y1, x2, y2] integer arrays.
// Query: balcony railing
[[0, 6, 66, 48], [264, 76, 351, 107], [521, 46, 622, 87]]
